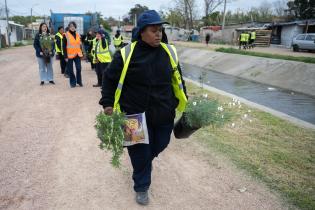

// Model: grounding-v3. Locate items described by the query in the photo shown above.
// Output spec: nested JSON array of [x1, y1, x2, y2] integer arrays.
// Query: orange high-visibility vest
[[65, 31, 83, 59]]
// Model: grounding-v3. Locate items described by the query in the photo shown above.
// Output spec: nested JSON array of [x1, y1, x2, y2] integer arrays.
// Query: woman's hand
[[104, 107, 113, 115]]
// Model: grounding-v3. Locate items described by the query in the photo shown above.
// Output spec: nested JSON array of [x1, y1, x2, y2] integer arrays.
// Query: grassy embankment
[[185, 82, 315, 210], [215, 47, 315, 64]]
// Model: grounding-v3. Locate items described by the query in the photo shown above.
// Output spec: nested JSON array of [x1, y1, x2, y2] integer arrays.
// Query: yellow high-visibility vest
[[54, 32, 63, 55], [240, 33, 246, 42], [91, 38, 97, 64], [244, 33, 250, 42], [251, 31, 256, 40], [94, 38, 112, 63], [113, 41, 187, 113], [113, 35, 123, 47]]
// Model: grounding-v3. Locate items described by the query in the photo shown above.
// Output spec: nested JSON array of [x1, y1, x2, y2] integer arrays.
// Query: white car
[[292, 33, 315, 52]]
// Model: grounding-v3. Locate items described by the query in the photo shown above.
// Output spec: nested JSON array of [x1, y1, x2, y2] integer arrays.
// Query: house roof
[[272, 19, 315, 27], [8, 21, 24, 27]]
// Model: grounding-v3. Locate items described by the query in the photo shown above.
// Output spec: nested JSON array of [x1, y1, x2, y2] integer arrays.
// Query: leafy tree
[[287, 0, 315, 19], [128, 4, 149, 25], [9, 16, 43, 26]]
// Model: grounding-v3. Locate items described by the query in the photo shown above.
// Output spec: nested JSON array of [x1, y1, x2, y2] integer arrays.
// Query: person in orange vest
[[63, 21, 84, 88]]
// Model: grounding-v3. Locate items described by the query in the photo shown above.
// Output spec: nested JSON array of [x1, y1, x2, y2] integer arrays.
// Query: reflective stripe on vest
[[95, 39, 112, 63], [65, 31, 83, 59], [113, 35, 122, 46], [113, 41, 187, 113], [55, 32, 63, 54]]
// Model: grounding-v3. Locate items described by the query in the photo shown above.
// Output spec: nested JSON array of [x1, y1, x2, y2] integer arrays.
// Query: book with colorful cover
[[123, 112, 149, 146]]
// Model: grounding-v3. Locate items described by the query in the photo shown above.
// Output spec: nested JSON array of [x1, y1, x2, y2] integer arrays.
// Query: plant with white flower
[[183, 96, 232, 129]]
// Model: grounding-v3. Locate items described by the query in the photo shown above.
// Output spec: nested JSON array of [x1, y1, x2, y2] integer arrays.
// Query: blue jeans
[[127, 123, 174, 192], [37, 57, 54, 82], [67, 56, 82, 87]]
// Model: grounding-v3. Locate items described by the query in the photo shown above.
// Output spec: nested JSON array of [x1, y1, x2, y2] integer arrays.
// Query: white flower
[[193, 102, 197, 106], [203, 93, 208, 98], [221, 115, 224, 119], [249, 120, 252, 123], [232, 98, 236, 102], [232, 103, 236, 106], [237, 100, 241, 105], [248, 110, 251, 113], [217, 106, 224, 111], [231, 123, 235, 128], [244, 114, 248, 118]]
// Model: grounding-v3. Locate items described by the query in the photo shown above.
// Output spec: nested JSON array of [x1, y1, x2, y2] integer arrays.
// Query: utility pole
[[222, 0, 227, 30], [31, 8, 33, 39], [5, 0, 11, 46]]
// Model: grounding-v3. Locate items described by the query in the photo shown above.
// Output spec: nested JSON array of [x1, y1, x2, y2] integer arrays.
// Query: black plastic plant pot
[[173, 114, 200, 139]]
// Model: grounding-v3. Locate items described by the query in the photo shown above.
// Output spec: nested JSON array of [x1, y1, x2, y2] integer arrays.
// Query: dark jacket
[[55, 33, 62, 54], [33, 33, 55, 58], [99, 40, 187, 126]]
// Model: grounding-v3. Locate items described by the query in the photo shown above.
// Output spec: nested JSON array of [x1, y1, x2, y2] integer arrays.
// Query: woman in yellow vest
[[63, 21, 84, 88], [92, 29, 112, 87], [113, 29, 123, 50], [99, 10, 187, 206]]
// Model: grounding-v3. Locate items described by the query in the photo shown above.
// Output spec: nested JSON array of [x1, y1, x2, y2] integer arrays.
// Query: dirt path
[[0, 46, 290, 210]]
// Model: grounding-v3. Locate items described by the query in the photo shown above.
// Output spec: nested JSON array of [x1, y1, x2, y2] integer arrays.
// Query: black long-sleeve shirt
[[55, 33, 62, 54], [99, 40, 187, 126]]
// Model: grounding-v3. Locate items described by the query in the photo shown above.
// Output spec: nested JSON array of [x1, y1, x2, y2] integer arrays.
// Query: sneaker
[[49, 81, 55, 85], [136, 191, 149, 205], [40, 81, 44, 86]]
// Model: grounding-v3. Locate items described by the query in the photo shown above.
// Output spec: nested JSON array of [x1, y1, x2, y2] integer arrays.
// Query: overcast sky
[[2, 0, 282, 19]]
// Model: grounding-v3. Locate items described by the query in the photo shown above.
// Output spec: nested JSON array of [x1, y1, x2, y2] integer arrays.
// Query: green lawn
[[186, 82, 315, 210], [215, 47, 315, 64]]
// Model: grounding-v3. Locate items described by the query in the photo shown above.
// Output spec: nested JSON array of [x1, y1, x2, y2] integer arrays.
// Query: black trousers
[[127, 123, 173, 192], [58, 53, 67, 74], [95, 62, 109, 85]]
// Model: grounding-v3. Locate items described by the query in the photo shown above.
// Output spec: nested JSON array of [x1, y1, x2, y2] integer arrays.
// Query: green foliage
[[185, 96, 232, 128], [215, 47, 315, 64], [14, 42, 24, 47], [95, 111, 126, 167], [9, 16, 43, 27], [288, 0, 315, 19], [128, 4, 149, 25], [202, 12, 220, 26]]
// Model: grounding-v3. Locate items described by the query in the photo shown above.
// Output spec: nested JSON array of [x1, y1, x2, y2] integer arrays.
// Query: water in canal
[[182, 63, 315, 125]]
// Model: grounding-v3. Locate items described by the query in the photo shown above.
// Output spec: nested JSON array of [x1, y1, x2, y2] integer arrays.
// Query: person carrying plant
[[92, 29, 112, 87], [99, 10, 187, 206], [33, 22, 55, 85]]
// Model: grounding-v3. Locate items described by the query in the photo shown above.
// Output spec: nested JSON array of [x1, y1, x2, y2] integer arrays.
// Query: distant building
[[268, 19, 315, 47], [0, 20, 24, 46]]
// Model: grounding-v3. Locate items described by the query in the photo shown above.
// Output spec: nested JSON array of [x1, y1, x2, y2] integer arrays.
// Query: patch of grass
[[215, 47, 315, 64], [186, 82, 315, 210]]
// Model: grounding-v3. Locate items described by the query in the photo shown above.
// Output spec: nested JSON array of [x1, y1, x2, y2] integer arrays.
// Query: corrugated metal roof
[[272, 19, 315, 26]]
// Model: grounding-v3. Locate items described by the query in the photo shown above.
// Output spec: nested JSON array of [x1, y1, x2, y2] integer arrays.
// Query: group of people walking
[[239, 30, 256, 49], [33, 21, 119, 88], [33, 10, 187, 207]]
